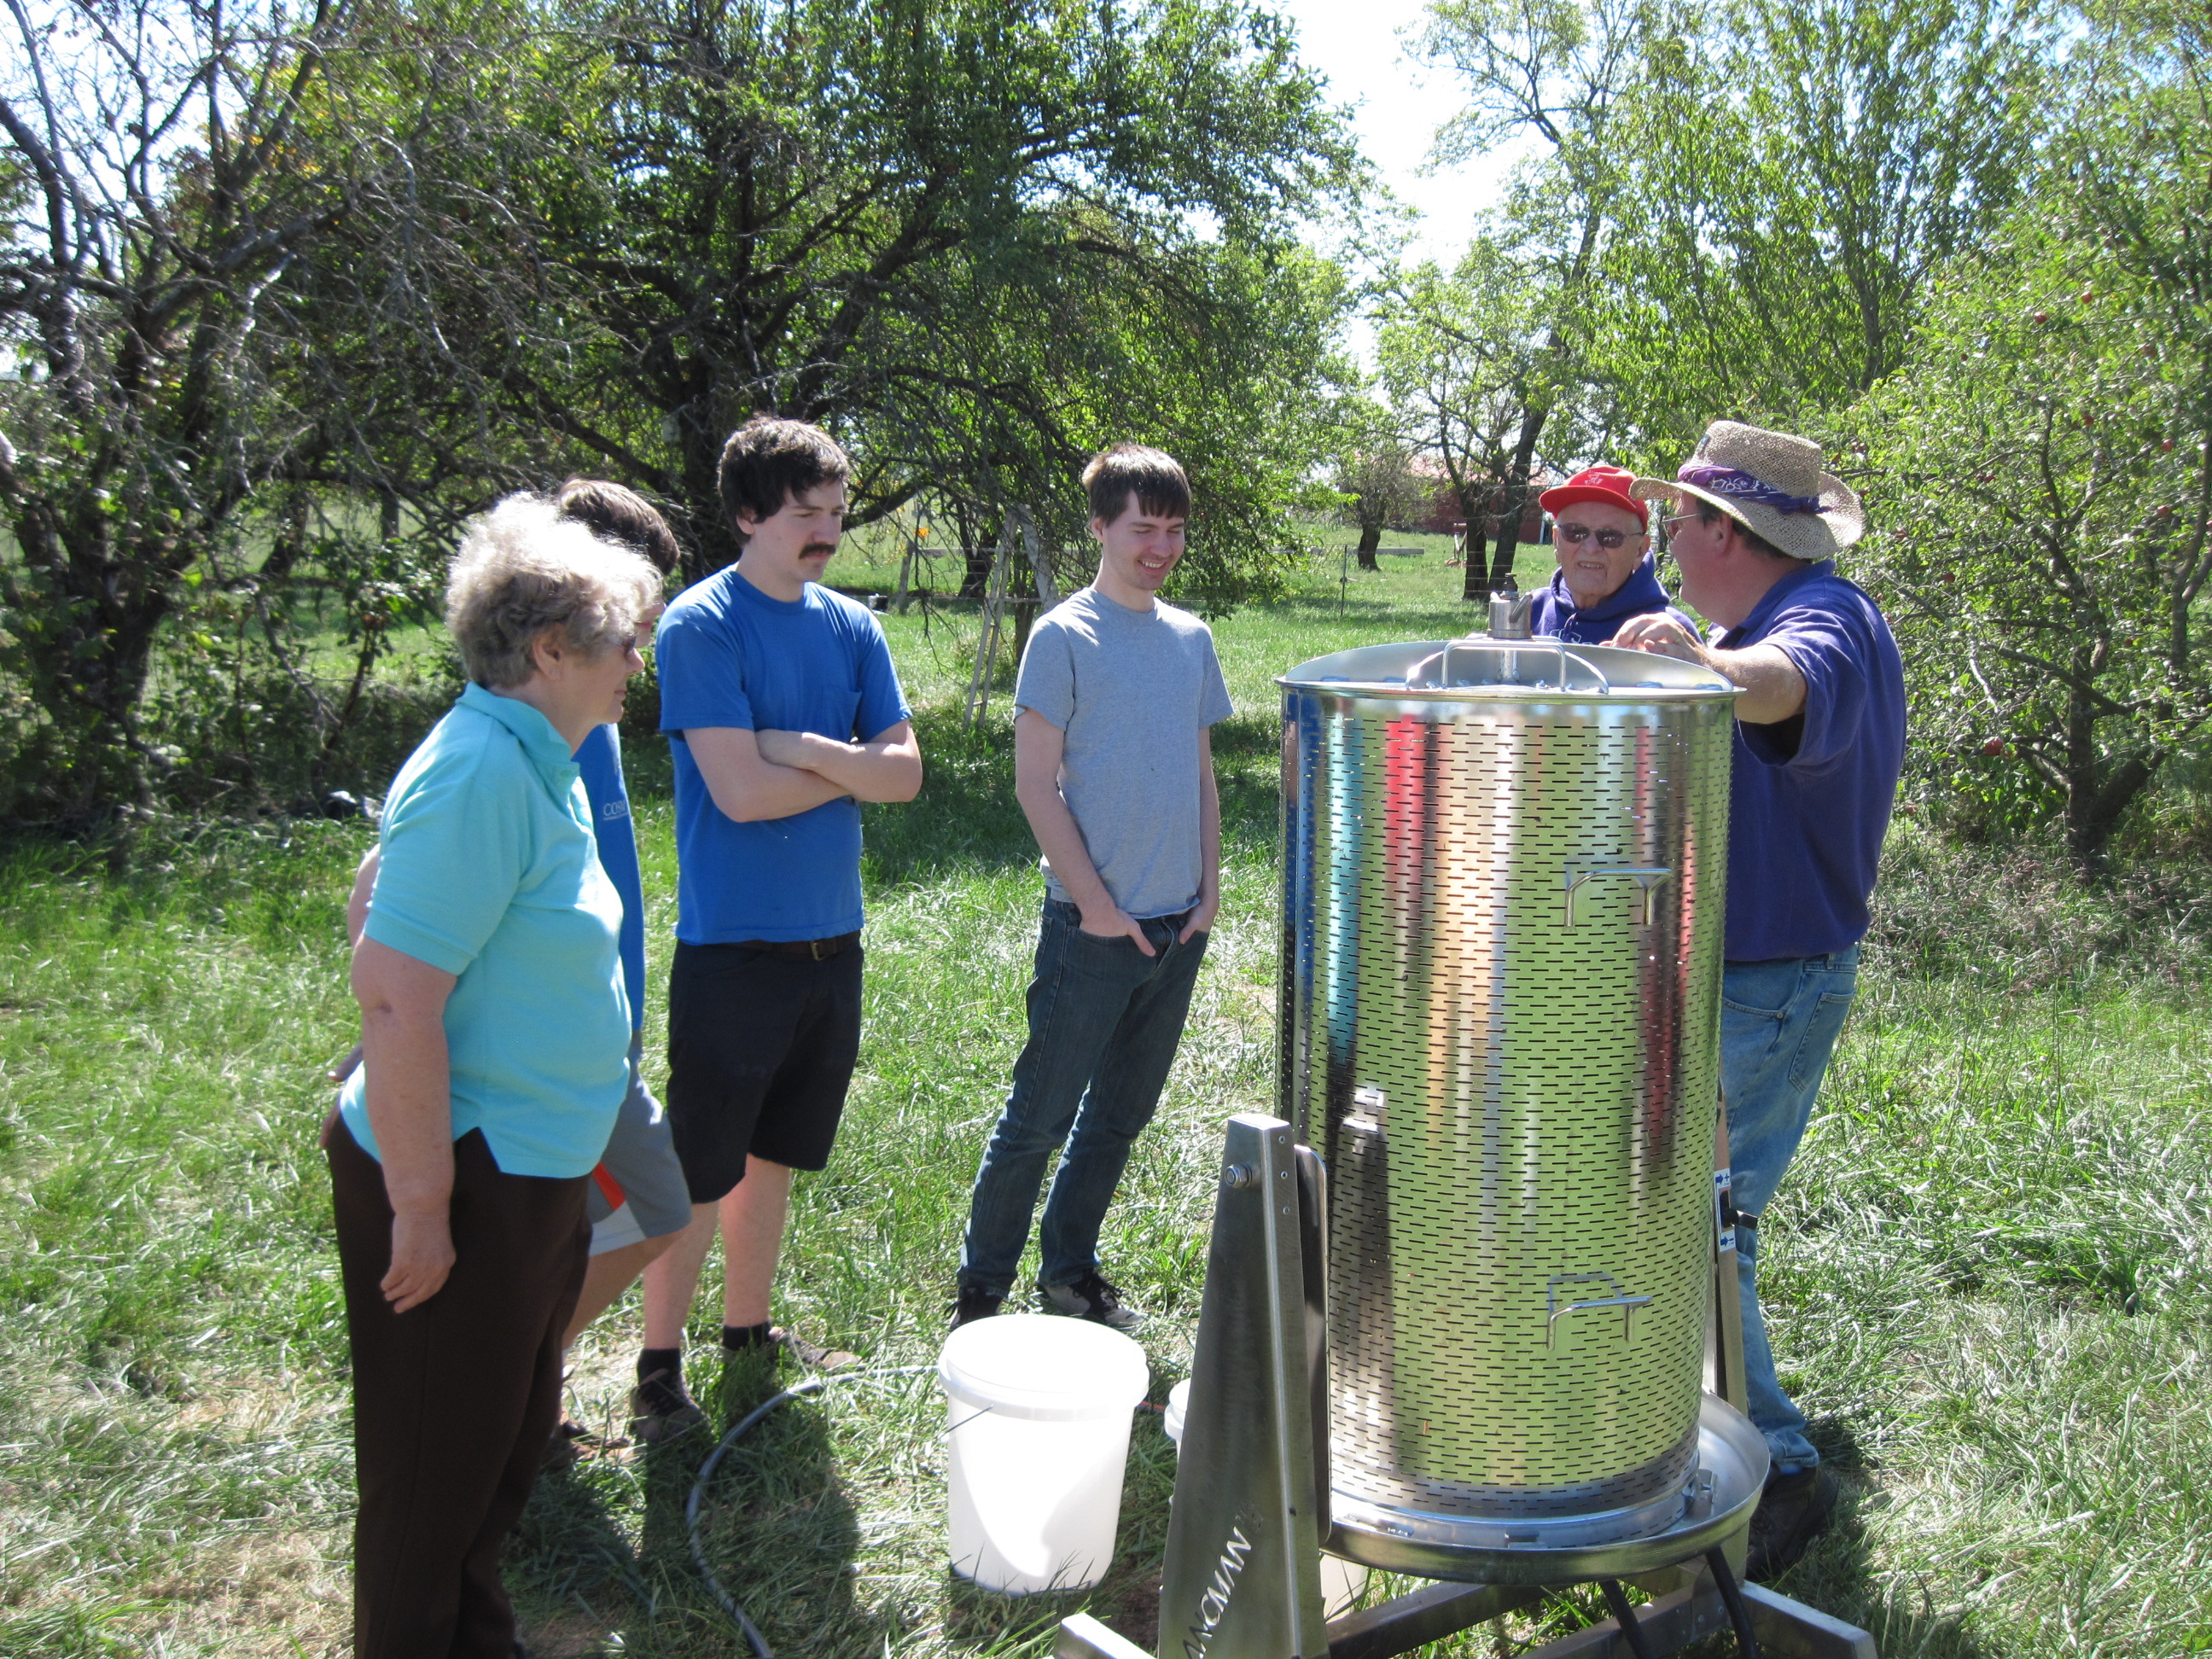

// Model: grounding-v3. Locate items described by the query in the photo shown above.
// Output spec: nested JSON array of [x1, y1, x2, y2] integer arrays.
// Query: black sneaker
[[951, 1287, 1004, 1330], [1039, 1270, 1142, 1331], [627, 1367, 707, 1447], [1744, 1465, 1840, 1580]]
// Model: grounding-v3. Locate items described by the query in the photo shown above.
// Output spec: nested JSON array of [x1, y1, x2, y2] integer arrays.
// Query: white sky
[[1265, 0, 1528, 273]]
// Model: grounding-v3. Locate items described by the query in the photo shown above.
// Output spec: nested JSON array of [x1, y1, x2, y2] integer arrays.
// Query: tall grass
[[2, 556, 2208, 1656]]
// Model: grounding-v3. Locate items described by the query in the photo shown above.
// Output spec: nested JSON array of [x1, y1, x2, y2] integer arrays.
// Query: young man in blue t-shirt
[[631, 417, 920, 1436], [1620, 421, 1906, 1581], [953, 445, 1231, 1332]]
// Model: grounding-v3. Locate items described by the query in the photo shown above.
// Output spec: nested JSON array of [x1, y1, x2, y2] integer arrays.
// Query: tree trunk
[[1459, 486, 1493, 602], [2067, 752, 2157, 876], [1356, 519, 1382, 572], [1486, 404, 1548, 597]]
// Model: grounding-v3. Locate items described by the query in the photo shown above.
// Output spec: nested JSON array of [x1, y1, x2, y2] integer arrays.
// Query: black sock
[[722, 1321, 774, 1351]]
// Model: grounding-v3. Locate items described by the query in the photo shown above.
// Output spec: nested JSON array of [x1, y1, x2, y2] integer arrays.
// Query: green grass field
[[3, 553, 2208, 1657]]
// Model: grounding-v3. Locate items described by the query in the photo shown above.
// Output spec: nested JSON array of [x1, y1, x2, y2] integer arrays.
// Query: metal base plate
[[1325, 1395, 1769, 1585]]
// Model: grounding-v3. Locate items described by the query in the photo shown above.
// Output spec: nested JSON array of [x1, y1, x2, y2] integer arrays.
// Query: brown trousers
[[327, 1115, 588, 1659]]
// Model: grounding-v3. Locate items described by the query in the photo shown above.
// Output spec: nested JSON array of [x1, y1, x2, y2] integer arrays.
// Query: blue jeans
[[1721, 944, 1860, 1476], [960, 900, 1210, 1297]]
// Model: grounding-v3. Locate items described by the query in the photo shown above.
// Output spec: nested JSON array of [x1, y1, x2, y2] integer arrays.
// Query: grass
[[3, 552, 2209, 1656]]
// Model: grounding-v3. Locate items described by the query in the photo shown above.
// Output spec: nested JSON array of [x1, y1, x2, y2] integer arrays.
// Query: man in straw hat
[[1617, 420, 1906, 1580]]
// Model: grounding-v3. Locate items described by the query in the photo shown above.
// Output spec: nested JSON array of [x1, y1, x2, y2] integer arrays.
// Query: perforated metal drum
[[1278, 637, 1738, 1558]]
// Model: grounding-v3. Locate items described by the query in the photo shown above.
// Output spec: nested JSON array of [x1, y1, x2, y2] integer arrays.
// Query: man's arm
[[685, 727, 858, 823], [1179, 726, 1220, 944], [1012, 707, 1155, 957], [755, 719, 922, 803], [1613, 614, 1807, 724]]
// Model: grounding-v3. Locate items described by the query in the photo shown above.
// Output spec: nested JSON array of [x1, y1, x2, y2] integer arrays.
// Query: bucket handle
[[1545, 1272, 1653, 1347]]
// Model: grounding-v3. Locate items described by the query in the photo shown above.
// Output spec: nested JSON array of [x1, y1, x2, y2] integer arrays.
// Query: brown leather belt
[[731, 931, 860, 961]]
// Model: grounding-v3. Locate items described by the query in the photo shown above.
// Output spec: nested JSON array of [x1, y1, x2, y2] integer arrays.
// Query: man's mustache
[[800, 541, 838, 558]]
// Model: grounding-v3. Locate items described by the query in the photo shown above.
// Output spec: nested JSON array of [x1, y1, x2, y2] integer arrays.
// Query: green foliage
[[1838, 1, 2212, 866], [352, 0, 1362, 587], [1592, 0, 2053, 453]]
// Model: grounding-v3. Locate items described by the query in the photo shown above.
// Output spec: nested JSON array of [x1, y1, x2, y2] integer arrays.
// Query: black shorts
[[665, 940, 864, 1203]]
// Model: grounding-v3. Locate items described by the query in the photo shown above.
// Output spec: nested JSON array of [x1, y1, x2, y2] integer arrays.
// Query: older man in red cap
[[1528, 463, 1698, 643]]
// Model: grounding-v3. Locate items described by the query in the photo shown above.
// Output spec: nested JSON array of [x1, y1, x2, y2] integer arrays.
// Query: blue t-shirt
[[1717, 560, 1906, 962], [340, 684, 631, 1178], [1528, 557, 1702, 645], [576, 725, 645, 1032], [656, 568, 911, 943]]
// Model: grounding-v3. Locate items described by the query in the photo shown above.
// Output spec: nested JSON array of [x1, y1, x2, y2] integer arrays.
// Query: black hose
[[1598, 1579, 1660, 1659], [684, 1364, 935, 1659], [1705, 1547, 1761, 1659]]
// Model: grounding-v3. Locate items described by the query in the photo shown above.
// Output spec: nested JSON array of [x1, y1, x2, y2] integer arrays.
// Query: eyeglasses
[[1660, 514, 1700, 533], [1553, 522, 1635, 550]]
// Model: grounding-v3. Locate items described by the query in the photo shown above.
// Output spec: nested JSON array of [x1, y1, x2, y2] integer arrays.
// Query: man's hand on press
[[1612, 612, 1707, 665], [1179, 892, 1219, 944]]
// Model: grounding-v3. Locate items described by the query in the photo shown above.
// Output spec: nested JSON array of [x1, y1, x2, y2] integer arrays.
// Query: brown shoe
[[771, 1324, 859, 1372], [627, 1368, 707, 1445]]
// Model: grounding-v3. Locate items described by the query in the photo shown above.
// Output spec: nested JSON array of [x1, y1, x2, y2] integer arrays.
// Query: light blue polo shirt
[[339, 683, 630, 1179]]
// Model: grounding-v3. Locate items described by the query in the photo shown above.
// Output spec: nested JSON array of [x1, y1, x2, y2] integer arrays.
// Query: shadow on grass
[[1732, 1474, 1997, 1659], [508, 1391, 886, 1656]]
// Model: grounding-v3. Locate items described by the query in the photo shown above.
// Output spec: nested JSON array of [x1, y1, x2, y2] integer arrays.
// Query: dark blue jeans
[[1720, 944, 1861, 1476], [960, 899, 1210, 1297]]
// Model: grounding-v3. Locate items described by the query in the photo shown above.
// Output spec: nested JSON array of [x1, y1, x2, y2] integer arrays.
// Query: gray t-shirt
[[1014, 586, 1235, 918]]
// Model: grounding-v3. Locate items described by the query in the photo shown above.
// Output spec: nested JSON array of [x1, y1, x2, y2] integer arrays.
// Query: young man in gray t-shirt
[[954, 445, 1232, 1330]]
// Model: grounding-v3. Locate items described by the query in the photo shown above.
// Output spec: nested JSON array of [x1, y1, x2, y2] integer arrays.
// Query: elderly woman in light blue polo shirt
[[325, 493, 661, 1659]]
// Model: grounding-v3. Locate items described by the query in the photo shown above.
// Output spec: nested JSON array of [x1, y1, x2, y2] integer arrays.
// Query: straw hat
[[1631, 421, 1864, 562]]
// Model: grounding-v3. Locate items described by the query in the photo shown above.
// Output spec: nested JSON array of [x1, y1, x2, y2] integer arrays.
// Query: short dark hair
[[554, 478, 681, 574], [1083, 444, 1190, 526], [718, 416, 851, 544], [1695, 499, 1792, 562]]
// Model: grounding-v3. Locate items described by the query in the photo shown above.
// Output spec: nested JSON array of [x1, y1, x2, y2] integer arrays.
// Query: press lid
[[1278, 637, 1736, 702]]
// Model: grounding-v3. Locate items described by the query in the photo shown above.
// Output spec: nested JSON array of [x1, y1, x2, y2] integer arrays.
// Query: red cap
[[1538, 464, 1648, 529]]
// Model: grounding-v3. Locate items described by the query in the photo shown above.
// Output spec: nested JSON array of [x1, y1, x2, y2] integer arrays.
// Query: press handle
[[1545, 1294, 1654, 1347], [1563, 864, 1674, 927], [1545, 1272, 1653, 1347]]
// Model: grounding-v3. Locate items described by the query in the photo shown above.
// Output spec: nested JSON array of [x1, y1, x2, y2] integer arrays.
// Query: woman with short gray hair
[[325, 492, 659, 1659]]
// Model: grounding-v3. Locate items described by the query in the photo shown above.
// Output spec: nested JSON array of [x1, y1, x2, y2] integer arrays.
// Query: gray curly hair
[[445, 493, 664, 689]]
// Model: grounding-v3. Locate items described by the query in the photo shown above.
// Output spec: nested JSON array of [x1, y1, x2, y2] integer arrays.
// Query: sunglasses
[[1553, 522, 1636, 550]]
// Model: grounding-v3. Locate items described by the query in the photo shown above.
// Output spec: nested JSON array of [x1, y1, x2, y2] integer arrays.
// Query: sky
[[1265, 0, 1530, 272]]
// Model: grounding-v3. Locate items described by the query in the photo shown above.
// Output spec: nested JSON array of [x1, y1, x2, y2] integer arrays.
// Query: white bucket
[[939, 1315, 1150, 1593], [1160, 1376, 1370, 1617]]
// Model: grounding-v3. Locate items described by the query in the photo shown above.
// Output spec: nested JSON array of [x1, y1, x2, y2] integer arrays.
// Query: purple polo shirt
[[1716, 559, 1906, 962]]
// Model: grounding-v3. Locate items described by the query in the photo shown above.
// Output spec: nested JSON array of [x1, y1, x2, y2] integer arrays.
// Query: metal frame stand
[[1055, 1113, 1877, 1659]]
